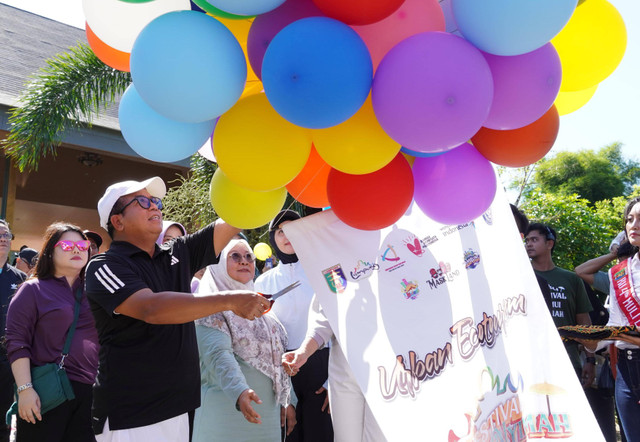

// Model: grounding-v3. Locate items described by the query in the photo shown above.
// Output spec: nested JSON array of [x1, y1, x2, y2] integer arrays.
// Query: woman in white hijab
[[193, 239, 296, 442]]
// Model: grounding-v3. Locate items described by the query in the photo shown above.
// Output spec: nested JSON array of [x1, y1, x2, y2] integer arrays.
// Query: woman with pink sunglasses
[[6, 223, 99, 441]]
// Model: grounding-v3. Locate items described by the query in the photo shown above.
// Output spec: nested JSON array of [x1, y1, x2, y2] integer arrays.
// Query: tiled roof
[[0, 2, 120, 129]]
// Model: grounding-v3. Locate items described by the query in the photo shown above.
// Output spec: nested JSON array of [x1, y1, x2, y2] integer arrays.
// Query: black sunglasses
[[118, 196, 163, 214]]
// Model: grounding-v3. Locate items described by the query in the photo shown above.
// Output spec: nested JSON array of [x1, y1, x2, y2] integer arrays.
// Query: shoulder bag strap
[[59, 288, 82, 369]]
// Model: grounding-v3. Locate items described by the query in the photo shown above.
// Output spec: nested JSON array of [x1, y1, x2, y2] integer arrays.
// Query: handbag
[[597, 354, 615, 392], [6, 288, 82, 424]]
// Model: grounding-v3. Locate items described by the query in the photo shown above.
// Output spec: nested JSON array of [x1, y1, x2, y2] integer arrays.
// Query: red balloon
[[286, 145, 331, 208], [86, 24, 130, 72], [472, 105, 559, 167], [312, 0, 405, 25], [327, 153, 413, 230]]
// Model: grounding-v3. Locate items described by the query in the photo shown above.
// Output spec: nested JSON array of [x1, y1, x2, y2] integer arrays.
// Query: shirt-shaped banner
[[284, 189, 602, 440]]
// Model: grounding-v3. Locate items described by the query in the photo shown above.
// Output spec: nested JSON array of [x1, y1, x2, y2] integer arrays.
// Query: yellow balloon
[[311, 98, 401, 174], [554, 84, 598, 116], [253, 242, 272, 261], [214, 93, 312, 191], [552, 0, 626, 92], [209, 168, 287, 229]]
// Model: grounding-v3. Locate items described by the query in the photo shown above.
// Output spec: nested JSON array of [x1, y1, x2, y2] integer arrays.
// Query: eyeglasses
[[229, 252, 255, 263], [0, 232, 14, 241], [54, 240, 91, 252], [118, 195, 163, 213]]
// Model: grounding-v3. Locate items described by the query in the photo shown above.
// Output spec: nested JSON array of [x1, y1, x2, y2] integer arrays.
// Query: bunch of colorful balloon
[[82, 0, 626, 229]]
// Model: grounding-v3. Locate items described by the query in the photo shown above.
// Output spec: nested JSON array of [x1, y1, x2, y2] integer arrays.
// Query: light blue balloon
[[130, 10, 247, 123], [119, 84, 216, 163], [262, 17, 373, 129], [451, 0, 578, 56], [204, 0, 286, 16]]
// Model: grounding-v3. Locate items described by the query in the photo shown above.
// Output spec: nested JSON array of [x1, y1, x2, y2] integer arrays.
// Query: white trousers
[[328, 343, 387, 442], [95, 413, 189, 442]]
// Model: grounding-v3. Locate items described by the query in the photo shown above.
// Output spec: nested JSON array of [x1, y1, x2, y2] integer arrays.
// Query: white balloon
[[83, 0, 191, 53]]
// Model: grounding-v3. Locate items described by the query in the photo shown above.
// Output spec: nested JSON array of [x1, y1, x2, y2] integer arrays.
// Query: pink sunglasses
[[54, 240, 91, 252]]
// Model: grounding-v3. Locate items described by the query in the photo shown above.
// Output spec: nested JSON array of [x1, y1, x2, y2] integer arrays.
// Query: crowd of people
[[1, 175, 639, 442]]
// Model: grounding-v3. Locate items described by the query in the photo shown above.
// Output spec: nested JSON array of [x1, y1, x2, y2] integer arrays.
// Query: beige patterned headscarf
[[195, 239, 290, 406]]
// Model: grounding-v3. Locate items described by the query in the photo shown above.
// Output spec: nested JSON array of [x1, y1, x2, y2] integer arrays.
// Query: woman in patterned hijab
[[192, 239, 296, 442]]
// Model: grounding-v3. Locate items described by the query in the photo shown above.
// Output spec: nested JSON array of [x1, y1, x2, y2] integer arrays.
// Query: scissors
[[259, 280, 301, 313]]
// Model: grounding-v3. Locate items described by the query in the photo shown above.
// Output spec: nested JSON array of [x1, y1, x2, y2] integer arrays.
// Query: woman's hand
[[282, 351, 308, 376], [281, 404, 297, 436], [237, 389, 262, 424], [18, 388, 41, 424], [316, 386, 330, 414]]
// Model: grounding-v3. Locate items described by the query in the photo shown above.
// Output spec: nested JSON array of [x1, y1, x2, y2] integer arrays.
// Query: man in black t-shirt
[[85, 177, 270, 441], [0, 219, 26, 442]]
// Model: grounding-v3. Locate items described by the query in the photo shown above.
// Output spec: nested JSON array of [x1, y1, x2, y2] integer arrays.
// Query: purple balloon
[[372, 31, 493, 153], [482, 43, 561, 130], [412, 143, 496, 225], [247, 0, 323, 79]]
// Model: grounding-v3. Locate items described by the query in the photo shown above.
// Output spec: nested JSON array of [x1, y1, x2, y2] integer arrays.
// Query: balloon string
[[256, 160, 330, 240]]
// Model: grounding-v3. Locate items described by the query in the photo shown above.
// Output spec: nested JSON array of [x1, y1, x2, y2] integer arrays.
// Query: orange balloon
[[286, 145, 331, 208], [471, 105, 559, 168], [86, 24, 130, 72]]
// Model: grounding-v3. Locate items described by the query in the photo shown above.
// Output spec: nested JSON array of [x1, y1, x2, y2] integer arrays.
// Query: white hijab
[[196, 239, 290, 406]]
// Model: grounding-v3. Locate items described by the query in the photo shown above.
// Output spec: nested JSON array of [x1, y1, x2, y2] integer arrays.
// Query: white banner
[[284, 189, 603, 441]]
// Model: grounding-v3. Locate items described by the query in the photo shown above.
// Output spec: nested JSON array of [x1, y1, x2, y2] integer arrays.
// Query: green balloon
[[191, 0, 256, 19]]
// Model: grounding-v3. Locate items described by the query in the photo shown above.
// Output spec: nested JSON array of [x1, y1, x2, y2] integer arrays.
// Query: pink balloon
[[247, 0, 324, 79], [197, 118, 218, 161], [372, 32, 493, 153], [482, 43, 561, 130], [198, 137, 215, 162], [351, 0, 445, 71], [412, 143, 496, 225]]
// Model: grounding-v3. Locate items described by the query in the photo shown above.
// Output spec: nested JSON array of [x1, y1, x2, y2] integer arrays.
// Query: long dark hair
[[33, 222, 89, 280], [624, 197, 640, 259]]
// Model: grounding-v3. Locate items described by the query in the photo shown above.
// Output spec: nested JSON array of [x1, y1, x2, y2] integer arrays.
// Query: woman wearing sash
[[5, 223, 99, 441], [581, 196, 640, 440]]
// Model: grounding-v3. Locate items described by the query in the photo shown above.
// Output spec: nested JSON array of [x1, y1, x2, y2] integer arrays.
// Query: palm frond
[[2, 43, 131, 171]]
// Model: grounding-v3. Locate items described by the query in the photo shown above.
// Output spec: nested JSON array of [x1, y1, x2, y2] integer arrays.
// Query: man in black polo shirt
[[0, 220, 26, 442], [85, 177, 269, 441]]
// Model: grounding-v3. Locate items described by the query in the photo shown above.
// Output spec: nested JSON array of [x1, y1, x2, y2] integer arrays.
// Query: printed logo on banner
[[449, 368, 573, 440], [401, 279, 420, 300], [381, 244, 406, 272], [427, 261, 460, 290], [322, 265, 347, 294], [441, 222, 475, 237], [482, 209, 493, 226], [350, 260, 379, 280], [404, 235, 424, 257], [464, 249, 481, 270], [421, 234, 439, 248]]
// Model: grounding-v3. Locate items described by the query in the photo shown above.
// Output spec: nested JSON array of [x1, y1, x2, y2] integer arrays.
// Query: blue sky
[[3, 0, 638, 161]]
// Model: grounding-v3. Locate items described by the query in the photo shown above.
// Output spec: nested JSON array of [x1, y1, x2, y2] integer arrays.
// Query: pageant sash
[[610, 258, 640, 326]]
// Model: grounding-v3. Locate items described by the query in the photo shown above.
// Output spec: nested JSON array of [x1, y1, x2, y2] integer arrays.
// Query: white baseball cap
[[98, 177, 166, 230]]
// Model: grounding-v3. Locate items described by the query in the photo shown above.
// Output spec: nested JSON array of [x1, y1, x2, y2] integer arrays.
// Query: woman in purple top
[[6, 223, 99, 442]]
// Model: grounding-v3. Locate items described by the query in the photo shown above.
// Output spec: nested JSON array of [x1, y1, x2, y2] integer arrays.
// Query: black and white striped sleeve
[[85, 257, 147, 316]]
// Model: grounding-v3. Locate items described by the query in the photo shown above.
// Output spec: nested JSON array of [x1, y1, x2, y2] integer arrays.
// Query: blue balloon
[[119, 85, 216, 163], [451, 0, 577, 56], [262, 17, 373, 129], [130, 11, 247, 123], [400, 147, 446, 158]]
